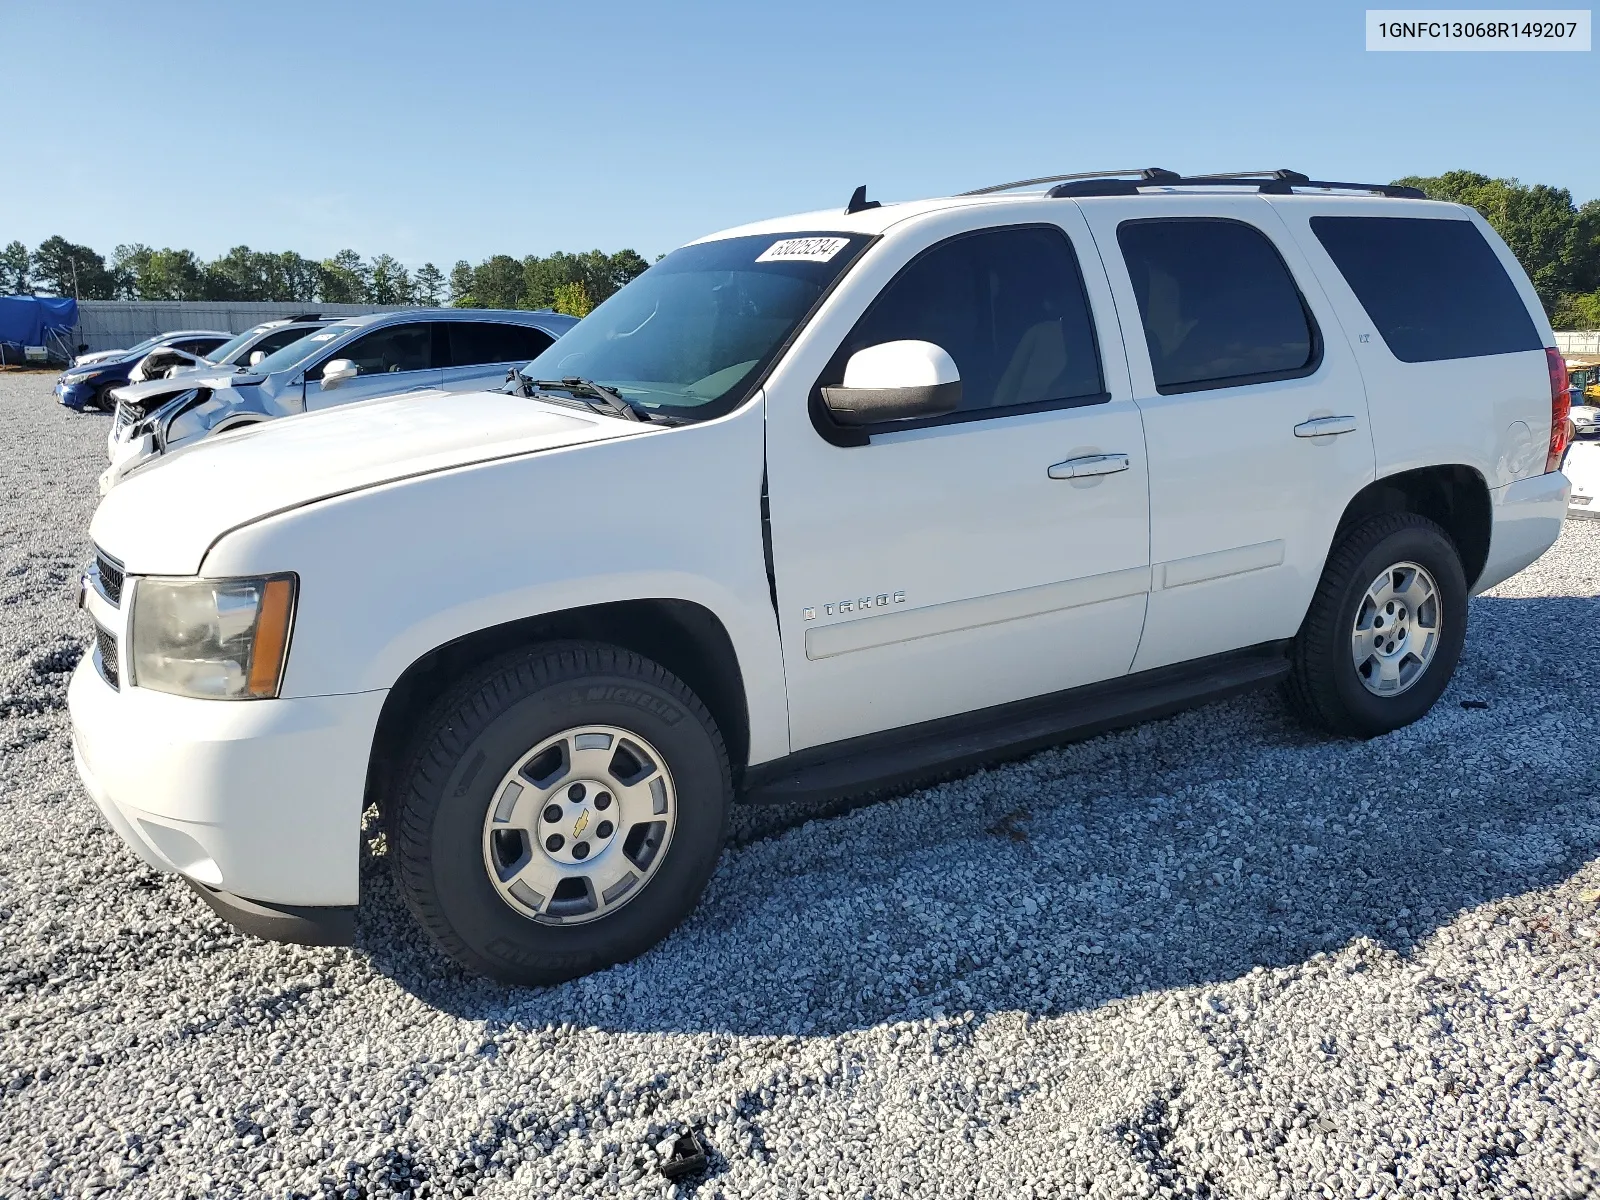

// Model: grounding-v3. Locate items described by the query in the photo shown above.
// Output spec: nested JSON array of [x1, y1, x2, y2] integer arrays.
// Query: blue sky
[[3, 0, 1590, 267]]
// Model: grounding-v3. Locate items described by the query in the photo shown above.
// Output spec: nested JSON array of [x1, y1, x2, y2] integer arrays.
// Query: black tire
[[92, 384, 119, 413], [1285, 513, 1468, 738], [390, 641, 731, 985]]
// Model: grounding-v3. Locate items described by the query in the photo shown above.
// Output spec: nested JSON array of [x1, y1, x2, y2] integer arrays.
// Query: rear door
[[1079, 195, 1375, 672], [438, 321, 558, 391], [1277, 205, 1553, 491], [303, 321, 442, 409]]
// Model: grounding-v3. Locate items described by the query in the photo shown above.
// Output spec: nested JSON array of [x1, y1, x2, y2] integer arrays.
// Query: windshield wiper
[[522, 376, 661, 423]]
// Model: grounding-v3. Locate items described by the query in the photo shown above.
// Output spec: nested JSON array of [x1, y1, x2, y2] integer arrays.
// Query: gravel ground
[[2, 369, 1599, 1199]]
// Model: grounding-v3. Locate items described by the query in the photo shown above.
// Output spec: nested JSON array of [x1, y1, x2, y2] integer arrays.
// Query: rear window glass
[[1310, 216, 1541, 363], [1117, 219, 1316, 393]]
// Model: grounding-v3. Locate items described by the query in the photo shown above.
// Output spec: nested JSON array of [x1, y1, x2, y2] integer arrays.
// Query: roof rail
[[1043, 169, 1426, 199], [283, 312, 324, 322], [959, 168, 1179, 197]]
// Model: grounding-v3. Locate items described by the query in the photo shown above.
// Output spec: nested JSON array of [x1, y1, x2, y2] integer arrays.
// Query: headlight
[[130, 575, 297, 699], [62, 371, 93, 384]]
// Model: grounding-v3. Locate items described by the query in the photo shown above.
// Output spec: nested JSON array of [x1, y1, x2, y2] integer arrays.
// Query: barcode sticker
[[756, 237, 851, 264]]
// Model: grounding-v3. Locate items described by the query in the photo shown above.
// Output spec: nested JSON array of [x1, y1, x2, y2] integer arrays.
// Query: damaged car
[[101, 308, 576, 492]]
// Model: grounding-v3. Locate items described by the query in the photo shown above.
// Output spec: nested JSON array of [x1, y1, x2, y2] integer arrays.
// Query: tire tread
[[1285, 512, 1457, 737], [388, 641, 729, 980]]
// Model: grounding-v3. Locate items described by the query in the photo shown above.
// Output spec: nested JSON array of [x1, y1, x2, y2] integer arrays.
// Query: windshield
[[519, 232, 872, 418], [248, 323, 358, 376], [205, 326, 273, 365], [122, 335, 165, 356]]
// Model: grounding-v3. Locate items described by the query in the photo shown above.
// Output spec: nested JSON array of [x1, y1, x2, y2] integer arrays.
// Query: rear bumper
[[1475, 470, 1570, 593]]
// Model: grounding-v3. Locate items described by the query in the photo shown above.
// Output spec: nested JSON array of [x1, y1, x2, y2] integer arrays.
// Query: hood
[[91, 388, 655, 574], [111, 371, 237, 408], [72, 349, 129, 367]]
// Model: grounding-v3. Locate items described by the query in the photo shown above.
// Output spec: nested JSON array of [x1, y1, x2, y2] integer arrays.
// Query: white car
[[70, 169, 1570, 982]]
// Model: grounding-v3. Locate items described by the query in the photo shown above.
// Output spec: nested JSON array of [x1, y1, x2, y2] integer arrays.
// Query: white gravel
[[2, 369, 1599, 1199]]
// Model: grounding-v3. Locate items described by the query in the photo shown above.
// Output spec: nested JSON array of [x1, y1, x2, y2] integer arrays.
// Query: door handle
[[1293, 415, 1358, 438], [1048, 453, 1130, 480]]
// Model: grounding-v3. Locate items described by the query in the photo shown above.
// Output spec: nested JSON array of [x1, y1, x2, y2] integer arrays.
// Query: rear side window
[[1310, 216, 1541, 363], [446, 321, 556, 368], [1117, 219, 1317, 394], [834, 225, 1105, 419]]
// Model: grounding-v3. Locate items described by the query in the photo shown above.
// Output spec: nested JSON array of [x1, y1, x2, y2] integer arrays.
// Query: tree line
[[0, 238, 651, 319], [7, 171, 1600, 325], [1395, 171, 1600, 329]]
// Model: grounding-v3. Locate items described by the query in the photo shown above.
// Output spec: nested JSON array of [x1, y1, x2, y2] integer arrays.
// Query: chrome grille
[[94, 551, 124, 606], [94, 626, 119, 689], [113, 402, 136, 434]]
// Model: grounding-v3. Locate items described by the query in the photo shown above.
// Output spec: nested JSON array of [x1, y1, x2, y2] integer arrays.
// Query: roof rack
[[959, 168, 1178, 196], [284, 312, 324, 322], [1044, 169, 1425, 200], [961, 168, 1424, 200]]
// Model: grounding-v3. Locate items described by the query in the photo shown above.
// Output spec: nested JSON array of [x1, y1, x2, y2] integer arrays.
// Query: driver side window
[[833, 225, 1106, 418], [310, 323, 432, 379]]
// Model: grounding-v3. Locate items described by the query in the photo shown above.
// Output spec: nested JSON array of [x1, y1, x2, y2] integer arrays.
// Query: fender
[[201, 401, 792, 766]]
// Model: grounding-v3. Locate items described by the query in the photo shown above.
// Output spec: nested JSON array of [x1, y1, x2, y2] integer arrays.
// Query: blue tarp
[[0, 295, 78, 345]]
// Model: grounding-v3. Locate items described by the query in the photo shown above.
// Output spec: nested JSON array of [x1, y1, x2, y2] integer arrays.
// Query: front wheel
[[1285, 513, 1468, 738], [390, 642, 731, 984]]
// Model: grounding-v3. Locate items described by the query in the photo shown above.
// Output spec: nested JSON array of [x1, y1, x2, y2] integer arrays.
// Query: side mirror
[[320, 358, 358, 390], [820, 340, 961, 426], [249, 350, 265, 367]]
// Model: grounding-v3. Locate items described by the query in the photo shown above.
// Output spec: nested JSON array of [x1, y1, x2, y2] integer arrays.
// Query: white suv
[[69, 169, 1571, 983]]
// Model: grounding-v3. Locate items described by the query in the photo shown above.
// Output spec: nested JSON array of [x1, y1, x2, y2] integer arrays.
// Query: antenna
[[844, 185, 881, 216]]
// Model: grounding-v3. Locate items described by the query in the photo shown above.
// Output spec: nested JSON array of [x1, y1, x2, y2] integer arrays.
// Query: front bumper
[[67, 652, 387, 913], [55, 379, 99, 410], [99, 432, 156, 494]]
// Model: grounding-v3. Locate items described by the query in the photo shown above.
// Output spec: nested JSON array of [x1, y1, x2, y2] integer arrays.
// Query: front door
[[304, 320, 442, 410], [765, 209, 1152, 751], [1079, 196, 1376, 672]]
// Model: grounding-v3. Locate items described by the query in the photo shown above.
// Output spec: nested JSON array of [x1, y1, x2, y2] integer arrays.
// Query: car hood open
[[110, 371, 237, 407], [92, 388, 655, 575]]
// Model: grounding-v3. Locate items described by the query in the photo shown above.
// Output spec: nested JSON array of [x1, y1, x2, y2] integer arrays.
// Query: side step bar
[[741, 642, 1292, 806]]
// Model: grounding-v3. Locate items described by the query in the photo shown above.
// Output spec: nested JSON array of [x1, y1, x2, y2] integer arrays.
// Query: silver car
[[125, 315, 344, 384], [102, 308, 577, 492]]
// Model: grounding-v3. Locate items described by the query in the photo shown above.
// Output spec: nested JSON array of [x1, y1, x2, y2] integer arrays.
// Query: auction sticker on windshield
[[756, 237, 852, 263]]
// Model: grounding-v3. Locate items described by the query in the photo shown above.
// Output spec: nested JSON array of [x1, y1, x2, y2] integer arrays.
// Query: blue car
[[54, 330, 231, 412]]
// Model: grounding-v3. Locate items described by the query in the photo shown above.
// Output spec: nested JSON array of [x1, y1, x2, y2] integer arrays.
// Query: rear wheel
[[1285, 513, 1468, 737], [390, 642, 731, 984]]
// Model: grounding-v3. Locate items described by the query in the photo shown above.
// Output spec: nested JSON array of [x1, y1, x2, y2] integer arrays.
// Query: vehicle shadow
[[358, 591, 1600, 1036]]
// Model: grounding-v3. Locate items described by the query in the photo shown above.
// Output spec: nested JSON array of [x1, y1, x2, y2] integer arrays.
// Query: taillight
[[1547, 347, 1571, 473]]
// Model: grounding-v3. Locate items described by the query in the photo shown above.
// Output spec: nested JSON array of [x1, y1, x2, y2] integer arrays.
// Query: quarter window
[[831, 225, 1105, 420], [446, 321, 557, 368], [311, 323, 432, 379], [1309, 216, 1541, 363], [1117, 219, 1317, 393]]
